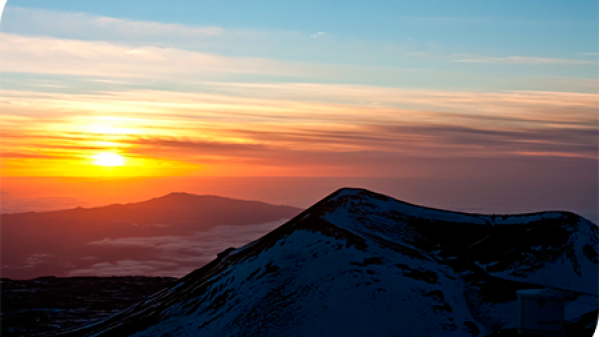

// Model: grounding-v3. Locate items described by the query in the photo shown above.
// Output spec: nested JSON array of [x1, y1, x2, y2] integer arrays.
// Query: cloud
[[1, 30, 596, 96], [71, 220, 288, 277], [2, 7, 223, 43], [0, 7, 336, 60], [0, 19, 596, 175], [23, 253, 52, 269], [0, 152, 67, 159], [0, 33, 308, 79], [1, 84, 596, 174], [0, 195, 92, 213], [2, 6, 594, 87], [68, 260, 184, 277], [451, 54, 595, 65]]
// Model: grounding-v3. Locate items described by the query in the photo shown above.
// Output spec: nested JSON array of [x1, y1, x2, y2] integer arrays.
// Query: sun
[[92, 152, 126, 167]]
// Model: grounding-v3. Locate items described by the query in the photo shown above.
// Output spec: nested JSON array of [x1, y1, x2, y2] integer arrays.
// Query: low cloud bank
[[69, 219, 288, 277]]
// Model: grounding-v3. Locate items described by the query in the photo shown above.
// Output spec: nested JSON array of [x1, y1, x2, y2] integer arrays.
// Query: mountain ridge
[[49, 188, 598, 337], [1, 193, 302, 279], [2, 192, 298, 216]]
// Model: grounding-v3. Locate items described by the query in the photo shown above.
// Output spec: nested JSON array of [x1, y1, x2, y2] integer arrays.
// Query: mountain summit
[[55, 188, 598, 337]]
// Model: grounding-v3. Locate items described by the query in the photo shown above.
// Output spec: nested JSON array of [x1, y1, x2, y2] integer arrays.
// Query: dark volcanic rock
[[1, 276, 177, 336]]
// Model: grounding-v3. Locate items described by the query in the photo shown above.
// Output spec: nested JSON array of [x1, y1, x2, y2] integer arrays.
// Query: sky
[[0, 1, 597, 219]]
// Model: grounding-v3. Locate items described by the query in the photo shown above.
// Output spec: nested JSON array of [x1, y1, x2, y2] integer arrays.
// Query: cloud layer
[[70, 220, 287, 277], [2, 84, 596, 176]]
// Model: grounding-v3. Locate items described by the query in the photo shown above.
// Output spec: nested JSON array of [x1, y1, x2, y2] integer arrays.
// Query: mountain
[[49, 188, 598, 337], [1, 193, 301, 279]]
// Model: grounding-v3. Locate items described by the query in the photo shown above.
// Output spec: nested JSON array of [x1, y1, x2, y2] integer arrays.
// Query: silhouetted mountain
[[1, 193, 301, 279], [51, 188, 598, 337]]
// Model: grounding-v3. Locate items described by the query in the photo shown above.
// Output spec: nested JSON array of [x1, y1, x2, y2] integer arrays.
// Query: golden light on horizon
[[88, 125, 134, 135], [92, 152, 126, 167]]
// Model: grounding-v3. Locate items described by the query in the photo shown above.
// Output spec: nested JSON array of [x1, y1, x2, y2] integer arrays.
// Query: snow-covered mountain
[[53, 188, 598, 337]]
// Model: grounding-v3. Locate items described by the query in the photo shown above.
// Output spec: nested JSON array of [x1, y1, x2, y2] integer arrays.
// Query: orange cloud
[[1, 81, 596, 178]]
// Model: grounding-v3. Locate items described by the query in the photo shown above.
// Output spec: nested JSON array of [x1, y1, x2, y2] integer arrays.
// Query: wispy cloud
[[0, 196, 92, 213], [23, 253, 52, 269], [0, 7, 326, 59], [4, 6, 593, 80], [0, 33, 308, 79], [452, 54, 595, 65], [68, 260, 184, 277], [1, 83, 596, 177], [2, 7, 224, 42]]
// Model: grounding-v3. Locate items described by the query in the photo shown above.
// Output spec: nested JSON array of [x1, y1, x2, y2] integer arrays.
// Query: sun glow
[[92, 152, 126, 167], [88, 125, 134, 135]]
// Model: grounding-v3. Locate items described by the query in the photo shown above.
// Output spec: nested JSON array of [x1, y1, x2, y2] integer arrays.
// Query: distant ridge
[[1, 193, 302, 279], [53, 188, 598, 337]]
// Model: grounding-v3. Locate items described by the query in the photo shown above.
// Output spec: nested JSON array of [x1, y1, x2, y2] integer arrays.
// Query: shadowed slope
[[49, 188, 599, 337]]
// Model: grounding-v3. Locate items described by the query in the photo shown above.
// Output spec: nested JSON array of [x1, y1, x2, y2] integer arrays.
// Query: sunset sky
[[0, 1, 597, 219]]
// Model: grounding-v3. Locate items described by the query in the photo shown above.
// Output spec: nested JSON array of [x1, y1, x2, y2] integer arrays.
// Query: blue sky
[[2, 1, 597, 74], [4, 1, 597, 54], [1, 1, 597, 92]]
